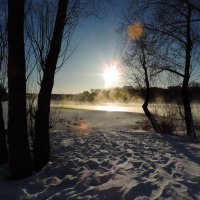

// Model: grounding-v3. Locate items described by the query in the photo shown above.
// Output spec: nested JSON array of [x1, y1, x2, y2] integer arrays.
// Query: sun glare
[[96, 105, 127, 112], [103, 65, 120, 88]]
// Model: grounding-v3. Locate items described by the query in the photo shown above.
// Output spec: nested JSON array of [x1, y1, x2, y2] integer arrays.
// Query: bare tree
[[127, 0, 200, 138], [123, 22, 161, 132], [7, 0, 32, 178], [32, 0, 70, 170], [25, 0, 111, 170]]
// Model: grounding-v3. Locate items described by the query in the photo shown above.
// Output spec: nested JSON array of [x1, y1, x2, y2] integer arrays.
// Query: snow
[[0, 108, 200, 200]]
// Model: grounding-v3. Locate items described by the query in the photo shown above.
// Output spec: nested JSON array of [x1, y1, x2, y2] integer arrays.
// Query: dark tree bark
[[7, 0, 32, 179], [0, 98, 8, 164], [33, 0, 69, 170], [182, 3, 196, 138]]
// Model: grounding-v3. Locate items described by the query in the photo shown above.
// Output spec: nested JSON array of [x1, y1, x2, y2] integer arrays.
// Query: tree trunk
[[141, 43, 160, 133], [33, 0, 69, 170], [182, 85, 196, 137], [142, 102, 160, 133], [0, 99, 8, 164], [33, 72, 53, 170], [182, 4, 196, 138], [7, 0, 32, 179], [142, 71, 160, 132]]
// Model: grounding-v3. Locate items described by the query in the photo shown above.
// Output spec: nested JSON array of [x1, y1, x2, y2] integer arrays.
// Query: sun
[[103, 65, 120, 88]]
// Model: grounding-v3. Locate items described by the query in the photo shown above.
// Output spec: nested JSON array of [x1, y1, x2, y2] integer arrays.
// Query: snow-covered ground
[[0, 108, 200, 200]]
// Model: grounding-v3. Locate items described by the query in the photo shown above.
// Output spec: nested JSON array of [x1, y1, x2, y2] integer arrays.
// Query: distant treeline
[[3, 86, 197, 103], [49, 86, 200, 103]]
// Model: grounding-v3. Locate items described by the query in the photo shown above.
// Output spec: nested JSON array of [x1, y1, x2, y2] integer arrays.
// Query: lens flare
[[128, 22, 144, 40]]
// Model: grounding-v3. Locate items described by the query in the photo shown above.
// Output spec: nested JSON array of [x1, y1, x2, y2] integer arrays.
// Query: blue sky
[[53, 1, 128, 94]]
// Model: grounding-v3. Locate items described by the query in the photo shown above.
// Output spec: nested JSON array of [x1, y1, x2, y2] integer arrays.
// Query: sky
[[52, 1, 128, 94]]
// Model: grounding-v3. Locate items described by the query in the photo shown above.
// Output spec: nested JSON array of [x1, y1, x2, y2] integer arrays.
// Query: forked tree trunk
[[33, 0, 69, 170], [0, 99, 8, 164], [7, 0, 32, 179]]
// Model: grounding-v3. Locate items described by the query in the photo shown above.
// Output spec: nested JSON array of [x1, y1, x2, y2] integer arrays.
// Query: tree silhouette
[[33, 0, 70, 170], [7, 0, 32, 178], [31, 0, 111, 170]]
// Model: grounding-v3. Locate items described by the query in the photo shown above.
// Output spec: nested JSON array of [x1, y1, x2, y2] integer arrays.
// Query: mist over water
[[50, 100, 200, 122], [2, 100, 200, 124], [51, 101, 144, 113]]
